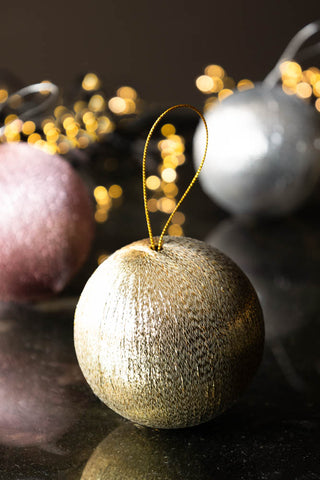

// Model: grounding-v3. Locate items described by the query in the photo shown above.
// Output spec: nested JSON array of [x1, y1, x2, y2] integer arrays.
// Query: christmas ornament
[[0, 142, 94, 301], [193, 22, 320, 216], [0, 81, 59, 141], [74, 105, 264, 429]]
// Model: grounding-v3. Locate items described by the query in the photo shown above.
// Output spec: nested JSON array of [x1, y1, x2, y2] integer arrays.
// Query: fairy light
[[157, 197, 176, 214], [161, 123, 175, 137], [237, 79, 255, 91], [144, 122, 186, 237], [0, 89, 8, 103], [82, 73, 101, 91], [4, 118, 22, 142], [108, 97, 127, 115], [108, 86, 139, 116], [22, 121, 36, 135], [46, 127, 60, 143], [97, 253, 109, 265], [54, 105, 67, 118], [281, 61, 302, 88], [161, 167, 177, 183], [204, 96, 218, 111], [218, 89, 233, 101], [4, 114, 18, 125], [204, 64, 225, 78], [196, 64, 252, 111], [57, 141, 70, 155], [196, 75, 214, 93], [162, 182, 178, 198], [171, 211, 185, 225], [27, 133, 42, 144], [296, 82, 312, 99], [197, 60, 320, 114], [277, 61, 320, 103], [95, 209, 108, 223], [313, 80, 320, 97], [83, 111, 95, 124], [93, 184, 123, 224], [146, 175, 161, 190], [168, 224, 183, 236], [88, 94, 106, 112], [62, 116, 75, 129], [0, 73, 143, 161], [78, 135, 90, 149], [42, 120, 55, 132], [147, 198, 158, 212], [74, 100, 86, 113], [109, 184, 123, 199], [117, 86, 137, 100], [94, 186, 109, 203]]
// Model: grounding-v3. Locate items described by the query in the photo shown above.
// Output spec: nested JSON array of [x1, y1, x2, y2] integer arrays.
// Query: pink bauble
[[0, 142, 94, 301]]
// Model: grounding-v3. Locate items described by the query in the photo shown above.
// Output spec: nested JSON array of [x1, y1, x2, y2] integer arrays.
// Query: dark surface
[[0, 127, 320, 479]]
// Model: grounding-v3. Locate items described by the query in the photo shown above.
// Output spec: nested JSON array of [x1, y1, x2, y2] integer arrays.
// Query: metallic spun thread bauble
[[193, 86, 320, 216], [0, 142, 94, 301], [74, 235, 264, 429]]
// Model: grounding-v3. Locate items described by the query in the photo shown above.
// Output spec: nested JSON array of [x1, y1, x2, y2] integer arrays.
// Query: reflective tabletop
[[0, 132, 319, 479]]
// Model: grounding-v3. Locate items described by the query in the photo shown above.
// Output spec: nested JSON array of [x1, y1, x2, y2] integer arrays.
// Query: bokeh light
[[196, 61, 320, 112], [82, 73, 101, 91]]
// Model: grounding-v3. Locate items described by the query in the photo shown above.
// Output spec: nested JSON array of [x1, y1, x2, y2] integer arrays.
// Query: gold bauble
[[74, 235, 264, 428]]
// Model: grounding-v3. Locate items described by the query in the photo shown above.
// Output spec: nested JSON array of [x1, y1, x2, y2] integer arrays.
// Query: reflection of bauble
[[0, 143, 95, 301], [81, 424, 213, 480], [81, 425, 173, 480], [193, 86, 320, 216], [207, 218, 320, 340], [75, 235, 264, 429], [0, 302, 81, 447]]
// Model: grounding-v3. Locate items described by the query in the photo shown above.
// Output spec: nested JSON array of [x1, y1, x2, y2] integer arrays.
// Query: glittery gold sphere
[[74, 236, 264, 429]]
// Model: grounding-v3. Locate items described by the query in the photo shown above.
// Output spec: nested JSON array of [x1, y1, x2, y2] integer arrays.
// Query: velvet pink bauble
[[0, 142, 94, 301]]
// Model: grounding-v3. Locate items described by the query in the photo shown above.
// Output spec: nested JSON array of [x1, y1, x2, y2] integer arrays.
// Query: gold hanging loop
[[142, 104, 208, 251]]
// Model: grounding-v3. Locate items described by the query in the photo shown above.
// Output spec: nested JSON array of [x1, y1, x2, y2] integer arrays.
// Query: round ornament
[[0, 142, 94, 301], [74, 105, 264, 429], [193, 85, 320, 216], [193, 22, 320, 217], [75, 235, 264, 428]]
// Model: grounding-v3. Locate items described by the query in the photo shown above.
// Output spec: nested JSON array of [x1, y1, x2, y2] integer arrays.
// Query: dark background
[[1, 3, 320, 478], [1, 0, 319, 106]]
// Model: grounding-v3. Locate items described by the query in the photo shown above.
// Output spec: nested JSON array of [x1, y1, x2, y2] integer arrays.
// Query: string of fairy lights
[[0, 61, 319, 265], [145, 123, 186, 237], [195, 62, 320, 111], [0, 72, 188, 265], [0, 73, 144, 152]]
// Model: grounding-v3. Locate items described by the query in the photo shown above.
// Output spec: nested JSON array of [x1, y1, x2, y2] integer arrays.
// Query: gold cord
[[142, 104, 208, 251]]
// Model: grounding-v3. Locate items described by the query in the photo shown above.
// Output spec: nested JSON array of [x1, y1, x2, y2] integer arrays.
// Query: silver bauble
[[74, 235, 264, 429], [193, 86, 320, 216]]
